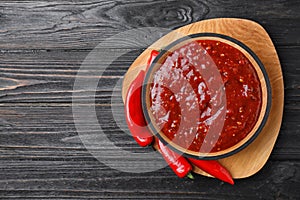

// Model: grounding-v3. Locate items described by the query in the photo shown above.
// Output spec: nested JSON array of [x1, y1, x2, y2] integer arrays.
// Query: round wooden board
[[121, 18, 284, 179]]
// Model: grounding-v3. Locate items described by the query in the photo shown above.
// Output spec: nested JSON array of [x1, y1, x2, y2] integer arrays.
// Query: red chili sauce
[[149, 40, 262, 153]]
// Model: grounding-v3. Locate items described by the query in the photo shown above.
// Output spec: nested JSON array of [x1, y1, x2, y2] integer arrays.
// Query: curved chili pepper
[[188, 158, 234, 185], [124, 50, 159, 146], [157, 138, 193, 178], [146, 50, 160, 71], [124, 70, 153, 147]]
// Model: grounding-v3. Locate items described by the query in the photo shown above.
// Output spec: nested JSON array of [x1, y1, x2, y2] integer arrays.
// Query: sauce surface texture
[[149, 40, 262, 153]]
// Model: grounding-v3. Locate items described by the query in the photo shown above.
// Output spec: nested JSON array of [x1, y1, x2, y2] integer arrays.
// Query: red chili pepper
[[124, 70, 153, 147], [188, 158, 234, 185], [146, 50, 159, 71], [157, 138, 193, 178]]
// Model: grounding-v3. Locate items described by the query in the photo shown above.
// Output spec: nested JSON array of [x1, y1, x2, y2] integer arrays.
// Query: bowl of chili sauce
[[142, 33, 271, 159]]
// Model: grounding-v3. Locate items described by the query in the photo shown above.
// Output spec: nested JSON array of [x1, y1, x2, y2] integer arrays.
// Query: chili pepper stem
[[187, 172, 195, 180]]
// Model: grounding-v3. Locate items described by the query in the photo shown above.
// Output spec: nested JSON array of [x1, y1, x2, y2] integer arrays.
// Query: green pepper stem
[[187, 172, 195, 180]]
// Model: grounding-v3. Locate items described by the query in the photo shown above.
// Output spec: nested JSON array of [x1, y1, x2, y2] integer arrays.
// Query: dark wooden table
[[0, 1, 299, 199]]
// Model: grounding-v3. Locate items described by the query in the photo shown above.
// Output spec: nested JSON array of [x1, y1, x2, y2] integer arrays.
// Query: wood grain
[[0, 0, 299, 199], [0, 0, 299, 50]]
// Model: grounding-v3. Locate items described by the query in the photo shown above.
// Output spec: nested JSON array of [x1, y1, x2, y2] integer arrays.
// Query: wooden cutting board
[[121, 18, 284, 179]]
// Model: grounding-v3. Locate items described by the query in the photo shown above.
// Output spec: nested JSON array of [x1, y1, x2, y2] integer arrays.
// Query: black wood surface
[[0, 0, 299, 199]]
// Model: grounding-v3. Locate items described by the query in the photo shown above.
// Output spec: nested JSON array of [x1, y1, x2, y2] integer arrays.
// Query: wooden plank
[[0, 105, 299, 160], [0, 46, 299, 103], [0, 0, 299, 50], [0, 159, 298, 199]]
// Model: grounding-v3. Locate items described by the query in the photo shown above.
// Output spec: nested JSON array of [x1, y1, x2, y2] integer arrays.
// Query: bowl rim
[[142, 32, 272, 160]]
